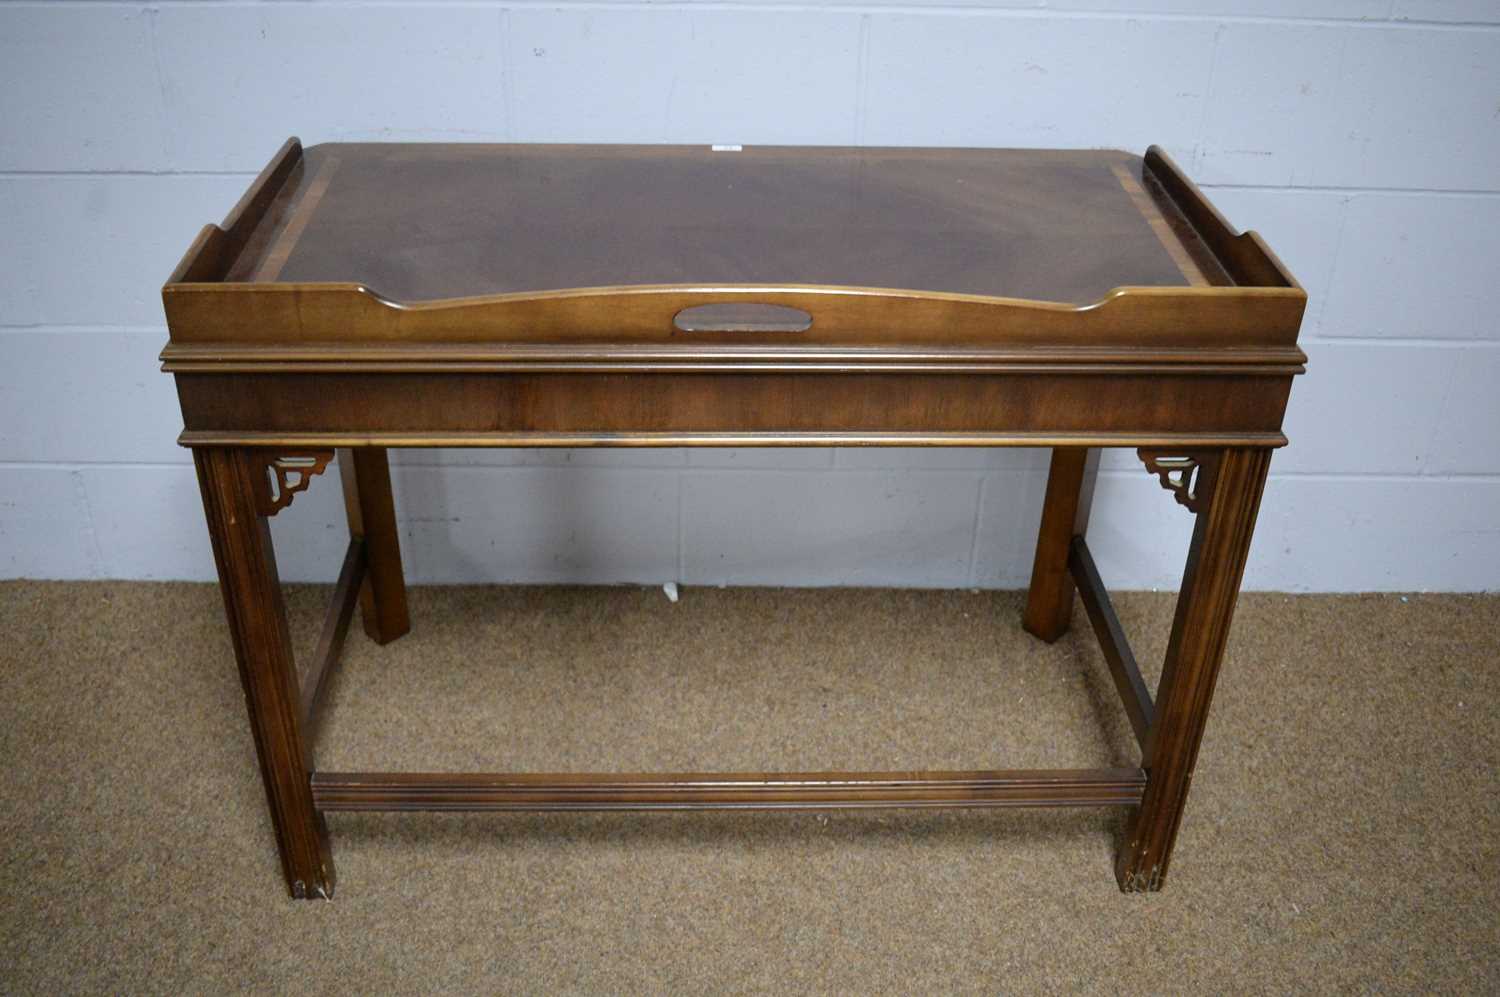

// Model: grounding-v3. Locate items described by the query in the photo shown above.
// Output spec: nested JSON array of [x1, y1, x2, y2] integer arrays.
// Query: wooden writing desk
[[162, 140, 1306, 897]]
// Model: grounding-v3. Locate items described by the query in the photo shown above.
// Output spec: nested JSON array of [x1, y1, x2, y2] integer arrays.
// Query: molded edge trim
[[178, 430, 1291, 450]]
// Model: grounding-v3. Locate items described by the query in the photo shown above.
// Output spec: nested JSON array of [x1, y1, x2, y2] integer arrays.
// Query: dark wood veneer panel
[[229, 144, 1192, 305], [176, 371, 1294, 437]]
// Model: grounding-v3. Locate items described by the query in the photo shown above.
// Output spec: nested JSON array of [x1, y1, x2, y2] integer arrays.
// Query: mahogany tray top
[[162, 139, 1307, 898], [162, 139, 1304, 449], [225, 144, 1202, 302]]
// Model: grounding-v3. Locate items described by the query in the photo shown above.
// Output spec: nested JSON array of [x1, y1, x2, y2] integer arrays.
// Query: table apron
[[173, 370, 1293, 443]]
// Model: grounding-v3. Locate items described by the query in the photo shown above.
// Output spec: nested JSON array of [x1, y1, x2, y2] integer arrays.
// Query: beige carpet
[[1, 581, 1496, 993]]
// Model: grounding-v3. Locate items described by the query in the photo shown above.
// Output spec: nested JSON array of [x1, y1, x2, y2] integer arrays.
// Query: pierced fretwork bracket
[[1137, 450, 1217, 514], [254, 451, 334, 517]]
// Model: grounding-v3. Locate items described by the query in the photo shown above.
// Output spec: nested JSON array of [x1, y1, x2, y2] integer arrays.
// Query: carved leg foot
[[1116, 447, 1272, 892], [196, 447, 336, 899]]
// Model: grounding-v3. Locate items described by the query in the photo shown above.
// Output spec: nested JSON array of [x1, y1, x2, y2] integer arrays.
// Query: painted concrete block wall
[[2, 2, 1498, 592]]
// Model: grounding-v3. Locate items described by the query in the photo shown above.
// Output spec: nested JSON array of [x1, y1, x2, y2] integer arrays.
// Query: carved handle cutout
[[673, 303, 812, 334]]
